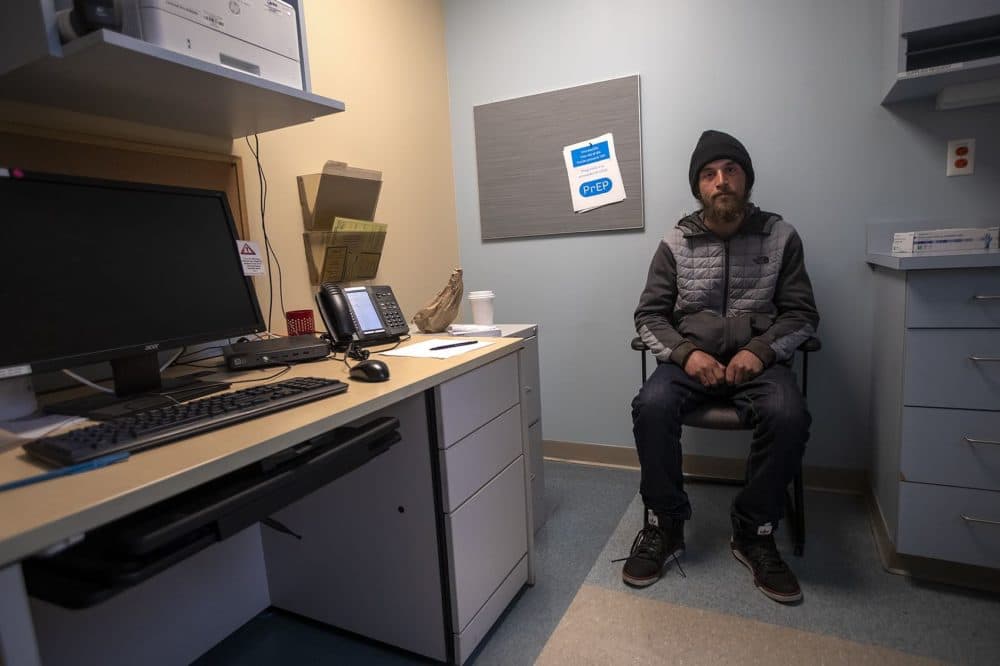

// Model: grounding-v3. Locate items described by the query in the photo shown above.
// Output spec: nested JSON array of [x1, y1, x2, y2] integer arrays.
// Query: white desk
[[0, 337, 535, 664]]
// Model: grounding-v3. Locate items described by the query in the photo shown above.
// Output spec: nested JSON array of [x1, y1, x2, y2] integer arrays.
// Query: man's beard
[[702, 190, 748, 225]]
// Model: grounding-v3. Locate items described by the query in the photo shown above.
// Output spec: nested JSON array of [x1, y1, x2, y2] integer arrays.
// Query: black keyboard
[[25, 377, 349, 467]]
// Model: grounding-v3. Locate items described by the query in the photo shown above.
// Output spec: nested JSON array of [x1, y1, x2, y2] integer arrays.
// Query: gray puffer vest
[[635, 206, 819, 368]]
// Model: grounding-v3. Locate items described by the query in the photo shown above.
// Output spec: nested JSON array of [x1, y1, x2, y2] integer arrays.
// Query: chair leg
[[783, 472, 806, 556], [793, 470, 805, 556], [784, 486, 796, 546]]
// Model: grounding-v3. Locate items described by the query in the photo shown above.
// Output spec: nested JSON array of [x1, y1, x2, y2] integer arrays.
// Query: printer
[[126, 0, 304, 89]]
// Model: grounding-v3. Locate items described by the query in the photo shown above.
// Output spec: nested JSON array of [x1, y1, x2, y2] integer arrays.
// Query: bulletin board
[[473, 75, 643, 240]]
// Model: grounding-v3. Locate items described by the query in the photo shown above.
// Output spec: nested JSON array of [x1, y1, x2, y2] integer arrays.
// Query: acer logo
[[144, 344, 160, 351]]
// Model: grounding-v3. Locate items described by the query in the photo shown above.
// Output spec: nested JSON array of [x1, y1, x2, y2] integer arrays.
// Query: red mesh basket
[[285, 309, 316, 336]]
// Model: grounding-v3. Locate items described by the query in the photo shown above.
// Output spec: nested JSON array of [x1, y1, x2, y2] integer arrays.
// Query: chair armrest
[[798, 336, 821, 353]]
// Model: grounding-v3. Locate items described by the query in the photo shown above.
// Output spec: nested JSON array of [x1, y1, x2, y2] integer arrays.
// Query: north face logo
[[754, 256, 769, 264], [757, 522, 773, 536]]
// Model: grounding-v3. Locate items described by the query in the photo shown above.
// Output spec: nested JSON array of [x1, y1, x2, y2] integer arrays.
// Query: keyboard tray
[[23, 416, 401, 609]]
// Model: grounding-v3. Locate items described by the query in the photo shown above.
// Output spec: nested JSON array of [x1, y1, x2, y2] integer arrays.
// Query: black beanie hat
[[688, 130, 754, 199]]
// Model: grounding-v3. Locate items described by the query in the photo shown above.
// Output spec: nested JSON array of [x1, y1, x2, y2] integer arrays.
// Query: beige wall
[[0, 0, 459, 335], [233, 0, 460, 332]]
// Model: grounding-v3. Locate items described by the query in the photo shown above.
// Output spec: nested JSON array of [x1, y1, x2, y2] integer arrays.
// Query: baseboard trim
[[866, 492, 1000, 594], [543, 440, 639, 470], [542, 440, 867, 494]]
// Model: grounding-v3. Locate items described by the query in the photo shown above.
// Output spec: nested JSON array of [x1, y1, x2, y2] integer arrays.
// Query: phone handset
[[316, 283, 355, 347], [316, 283, 409, 350]]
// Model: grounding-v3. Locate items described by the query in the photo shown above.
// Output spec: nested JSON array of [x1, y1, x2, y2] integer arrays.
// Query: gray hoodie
[[635, 205, 819, 369]]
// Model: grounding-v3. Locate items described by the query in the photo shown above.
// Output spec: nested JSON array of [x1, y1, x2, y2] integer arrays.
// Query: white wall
[[232, 0, 460, 325], [1, 0, 460, 392], [1, 0, 460, 337], [443, 0, 1000, 469]]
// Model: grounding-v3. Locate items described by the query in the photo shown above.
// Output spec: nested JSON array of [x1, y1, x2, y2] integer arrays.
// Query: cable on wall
[[244, 133, 287, 334]]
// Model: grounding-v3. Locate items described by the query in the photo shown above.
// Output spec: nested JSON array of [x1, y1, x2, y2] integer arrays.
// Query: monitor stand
[[44, 351, 230, 420]]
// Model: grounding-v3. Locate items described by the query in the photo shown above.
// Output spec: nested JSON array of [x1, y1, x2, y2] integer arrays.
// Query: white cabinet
[[870, 264, 1000, 570], [0, 1, 343, 137], [899, 0, 1000, 35], [435, 353, 530, 664], [882, 0, 1000, 106], [498, 324, 546, 533], [262, 352, 534, 664]]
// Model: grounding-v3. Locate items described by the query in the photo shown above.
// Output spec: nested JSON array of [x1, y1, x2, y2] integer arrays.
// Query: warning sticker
[[237, 240, 265, 275]]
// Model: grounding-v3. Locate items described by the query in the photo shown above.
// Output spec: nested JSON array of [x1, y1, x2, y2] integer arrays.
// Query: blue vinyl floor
[[196, 460, 1000, 665]]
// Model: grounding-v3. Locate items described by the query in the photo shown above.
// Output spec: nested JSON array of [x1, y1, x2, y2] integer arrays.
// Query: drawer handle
[[968, 355, 1000, 362], [961, 514, 1000, 527], [973, 295, 1000, 301], [964, 436, 1000, 446]]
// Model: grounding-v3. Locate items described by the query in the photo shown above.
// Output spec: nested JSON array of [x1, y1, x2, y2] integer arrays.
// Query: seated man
[[624, 130, 819, 603]]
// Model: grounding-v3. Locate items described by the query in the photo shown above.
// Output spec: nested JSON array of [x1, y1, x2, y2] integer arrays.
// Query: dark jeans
[[631, 362, 810, 531]]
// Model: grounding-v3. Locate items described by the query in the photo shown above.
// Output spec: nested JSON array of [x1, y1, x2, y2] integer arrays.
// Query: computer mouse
[[349, 359, 390, 382]]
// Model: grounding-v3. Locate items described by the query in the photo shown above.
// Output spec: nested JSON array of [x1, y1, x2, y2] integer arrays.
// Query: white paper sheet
[[446, 324, 502, 337], [562, 133, 627, 213], [380, 338, 495, 359], [0, 414, 83, 445]]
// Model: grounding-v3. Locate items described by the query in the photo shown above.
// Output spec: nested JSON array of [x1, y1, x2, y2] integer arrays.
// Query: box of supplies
[[892, 226, 998, 254]]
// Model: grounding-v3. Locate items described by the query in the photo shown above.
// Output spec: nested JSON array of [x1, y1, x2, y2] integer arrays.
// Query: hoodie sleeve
[[634, 241, 698, 368], [742, 229, 819, 366]]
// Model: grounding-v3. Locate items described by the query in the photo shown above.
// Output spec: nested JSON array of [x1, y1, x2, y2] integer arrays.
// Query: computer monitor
[[0, 169, 266, 416]]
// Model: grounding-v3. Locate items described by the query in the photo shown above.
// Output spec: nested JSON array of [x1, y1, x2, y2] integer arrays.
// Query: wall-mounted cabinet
[[0, 1, 344, 137], [882, 0, 1000, 107]]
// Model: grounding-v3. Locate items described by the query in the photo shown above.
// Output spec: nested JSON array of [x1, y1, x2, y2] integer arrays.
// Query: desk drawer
[[454, 554, 528, 664], [907, 269, 1000, 328], [437, 353, 519, 448], [898, 482, 1000, 568], [439, 405, 523, 512], [446, 456, 526, 631], [901, 407, 1000, 491], [904, 329, 1000, 410]]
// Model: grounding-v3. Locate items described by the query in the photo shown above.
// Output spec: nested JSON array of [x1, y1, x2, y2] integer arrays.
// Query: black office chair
[[630, 336, 821, 556]]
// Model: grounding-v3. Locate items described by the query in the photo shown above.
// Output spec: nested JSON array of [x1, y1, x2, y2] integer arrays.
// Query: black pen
[[429, 340, 479, 351]]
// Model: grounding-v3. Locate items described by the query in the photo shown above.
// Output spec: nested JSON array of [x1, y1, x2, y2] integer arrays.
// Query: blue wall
[[443, 0, 1000, 469]]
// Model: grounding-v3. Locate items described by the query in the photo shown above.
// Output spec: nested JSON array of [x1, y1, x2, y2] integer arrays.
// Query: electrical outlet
[[946, 138, 975, 176]]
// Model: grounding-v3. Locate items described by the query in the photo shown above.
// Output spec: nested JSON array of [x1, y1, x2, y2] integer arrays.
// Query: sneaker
[[731, 529, 802, 603], [621, 508, 685, 587]]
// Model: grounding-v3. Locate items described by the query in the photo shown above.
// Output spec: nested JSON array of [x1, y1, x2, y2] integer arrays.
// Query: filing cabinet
[[870, 265, 1000, 570], [261, 352, 533, 664], [498, 324, 546, 533], [435, 352, 529, 663]]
